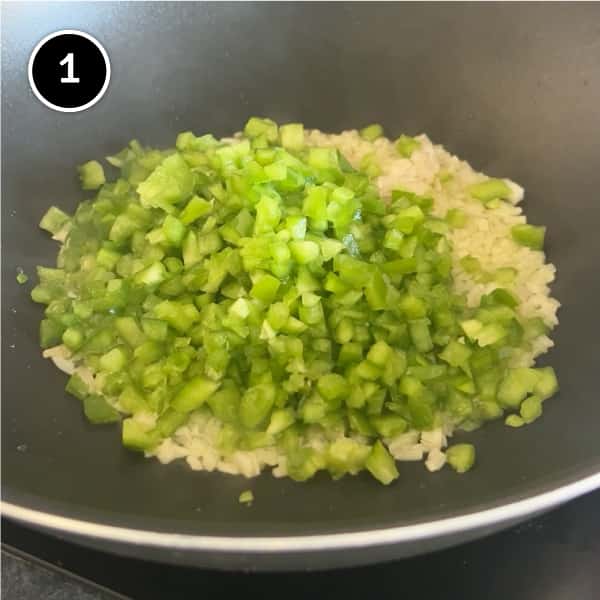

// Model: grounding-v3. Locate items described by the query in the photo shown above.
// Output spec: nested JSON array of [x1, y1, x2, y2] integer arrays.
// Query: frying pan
[[2, 2, 600, 571]]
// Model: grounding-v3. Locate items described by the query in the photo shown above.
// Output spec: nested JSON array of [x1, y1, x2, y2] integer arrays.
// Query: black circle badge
[[28, 30, 110, 113]]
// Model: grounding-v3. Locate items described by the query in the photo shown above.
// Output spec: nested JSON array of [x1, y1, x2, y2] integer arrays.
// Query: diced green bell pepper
[[395, 135, 420, 158], [83, 395, 120, 424], [365, 441, 399, 484], [469, 179, 511, 203], [446, 443, 475, 473], [511, 224, 546, 250], [172, 376, 221, 412], [360, 123, 384, 142], [78, 160, 105, 190]]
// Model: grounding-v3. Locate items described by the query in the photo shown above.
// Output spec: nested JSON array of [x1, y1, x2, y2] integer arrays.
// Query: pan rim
[[2, 472, 600, 553]]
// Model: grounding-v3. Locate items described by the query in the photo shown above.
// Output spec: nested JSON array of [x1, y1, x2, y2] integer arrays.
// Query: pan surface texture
[[2, 2, 600, 570]]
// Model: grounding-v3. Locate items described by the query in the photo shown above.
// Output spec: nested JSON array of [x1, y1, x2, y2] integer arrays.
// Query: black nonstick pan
[[2, 2, 600, 571]]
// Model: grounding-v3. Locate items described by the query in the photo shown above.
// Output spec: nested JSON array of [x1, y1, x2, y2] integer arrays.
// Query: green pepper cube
[[153, 300, 200, 333], [460, 255, 482, 274], [327, 186, 358, 228], [109, 214, 139, 243], [460, 319, 483, 340], [317, 240, 343, 263], [407, 396, 434, 429], [285, 216, 307, 240], [439, 340, 472, 370], [477, 400, 502, 421], [39, 206, 70, 235], [15, 267, 29, 285], [115, 317, 146, 348], [122, 418, 160, 451], [133, 340, 163, 365], [254, 195, 282, 234], [141, 318, 169, 341], [266, 302, 290, 330], [62, 327, 83, 351], [65, 373, 91, 401], [383, 229, 404, 251], [445, 208, 467, 228], [156, 407, 189, 437], [162, 214, 186, 246], [494, 268, 518, 285], [95, 247, 120, 270], [78, 160, 105, 190], [395, 134, 420, 158], [448, 391, 474, 420], [83, 395, 120, 424], [334, 254, 373, 287], [409, 319, 433, 353], [326, 438, 370, 477], [505, 414, 525, 428], [280, 123, 304, 150], [172, 376, 221, 413], [82, 329, 114, 354], [303, 186, 328, 222], [520, 395, 543, 424], [307, 147, 339, 170], [266, 408, 296, 435], [348, 410, 376, 436], [365, 271, 387, 310], [289, 240, 320, 264], [99, 346, 128, 373], [133, 261, 167, 287], [317, 373, 350, 402], [356, 360, 382, 381], [446, 443, 476, 473], [137, 153, 194, 211], [119, 386, 148, 414], [339, 342, 363, 365], [281, 316, 308, 334], [244, 117, 278, 142], [324, 272, 349, 295], [299, 393, 329, 423], [182, 231, 201, 267], [487, 287, 519, 307], [511, 224, 546, 250], [382, 350, 407, 385], [469, 179, 511, 203], [370, 415, 408, 438], [474, 323, 506, 347], [365, 441, 399, 485], [497, 368, 540, 408], [393, 205, 425, 234], [31, 286, 53, 305], [334, 318, 353, 344], [240, 383, 276, 429], [382, 258, 418, 277], [179, 195, 212, 225], [229, 298, 250, 319], [250, 274, 281, 303], [366, 340, 393, 368], [399, 375, 423, 397], [360, 123, 384, 142], [239, 490, 254, 505], [399, 294, 427, 319], [207, 386, 240, 424]]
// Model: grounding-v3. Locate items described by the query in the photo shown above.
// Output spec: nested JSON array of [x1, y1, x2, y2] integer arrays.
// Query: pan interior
[[2, 2, 600, 539]]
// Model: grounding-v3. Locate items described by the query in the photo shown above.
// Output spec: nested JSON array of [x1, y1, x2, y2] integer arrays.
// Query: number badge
[[28, 30, 110, 113]]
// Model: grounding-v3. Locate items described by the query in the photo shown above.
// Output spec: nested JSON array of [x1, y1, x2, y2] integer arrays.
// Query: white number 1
[[59, 53, 80, 83]]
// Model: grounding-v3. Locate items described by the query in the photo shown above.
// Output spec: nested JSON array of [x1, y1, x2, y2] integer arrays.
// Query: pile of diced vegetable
[[32, 118, 558, 484]]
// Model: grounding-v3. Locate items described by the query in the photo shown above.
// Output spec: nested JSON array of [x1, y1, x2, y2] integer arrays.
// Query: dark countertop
[[2, 488, 600, 600], [1, 552, 121, 600]]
